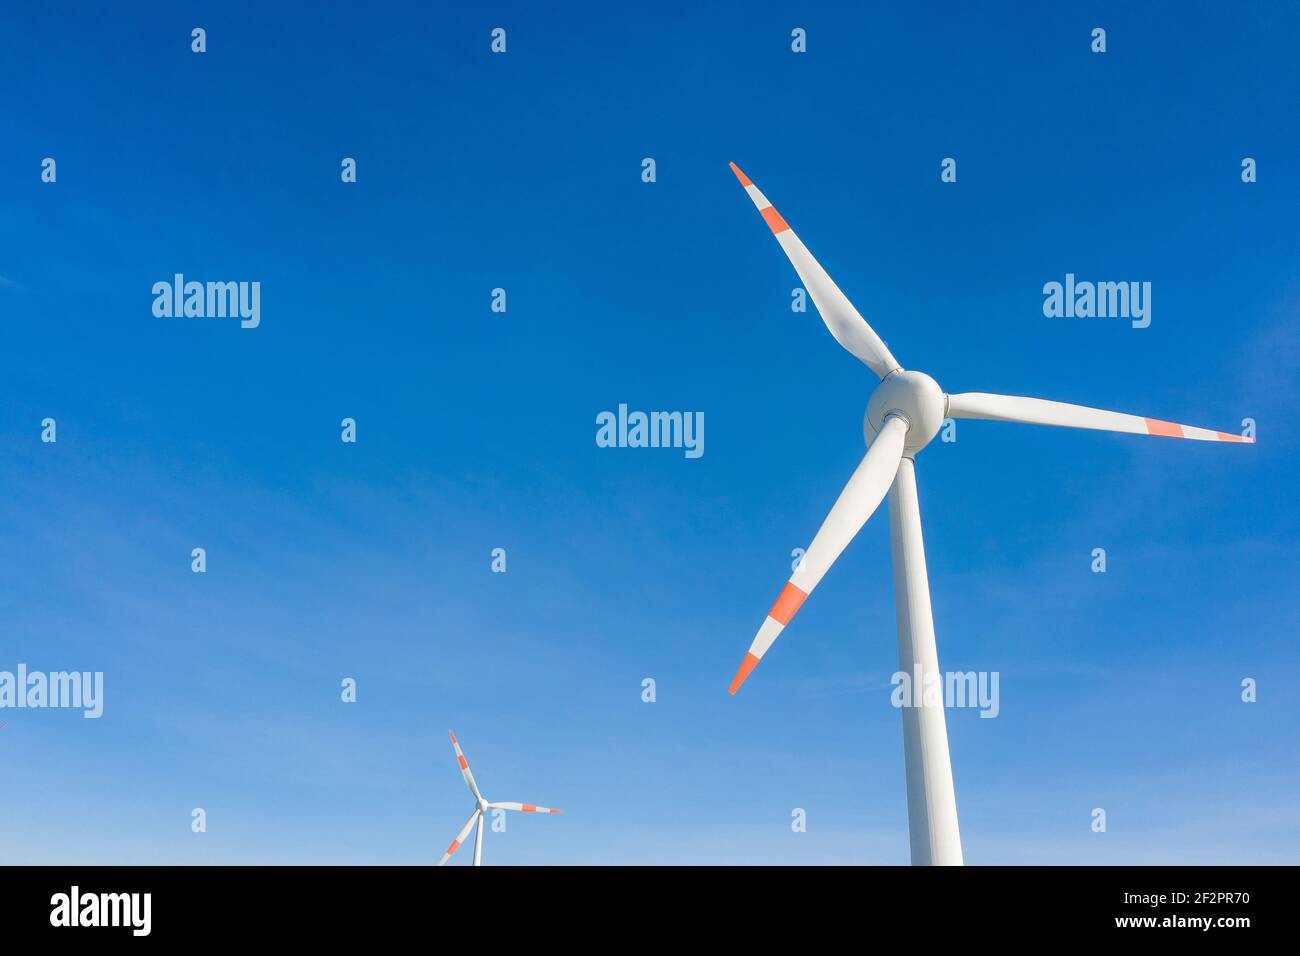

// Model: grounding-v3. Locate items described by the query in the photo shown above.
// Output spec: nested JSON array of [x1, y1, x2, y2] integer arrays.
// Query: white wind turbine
[[437, 730, 562, 866], [725, 163, 1254, 866]]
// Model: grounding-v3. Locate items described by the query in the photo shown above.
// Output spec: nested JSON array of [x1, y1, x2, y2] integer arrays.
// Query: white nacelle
[[864, 369, 947, 456]]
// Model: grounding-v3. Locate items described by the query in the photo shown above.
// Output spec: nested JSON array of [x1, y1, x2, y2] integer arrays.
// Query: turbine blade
[[448, 729, 483, 800], [946, 392, 1254, 444], [729, 163, 901, 379], [488, 802, 564, 814], [730, 415, 909, 694], [437, 810, 481, 866]]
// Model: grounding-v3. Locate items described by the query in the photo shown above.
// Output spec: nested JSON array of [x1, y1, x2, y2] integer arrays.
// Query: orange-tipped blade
[[946, 392, 1257, 444], [437, 810, 481, 866], [448, 729, 482, 800], [729, 653, 760, 695], [489, 802, 564, 814], [727, 162, 900, 379], [727, 417, 908, 696]]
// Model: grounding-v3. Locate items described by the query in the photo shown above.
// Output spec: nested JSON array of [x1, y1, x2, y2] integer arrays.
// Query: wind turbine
[[725, 163, 1254, 866], [438, 730, 562, 866]]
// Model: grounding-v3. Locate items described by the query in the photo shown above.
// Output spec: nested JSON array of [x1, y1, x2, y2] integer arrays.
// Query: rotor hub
[[864, 369, 946, 456]]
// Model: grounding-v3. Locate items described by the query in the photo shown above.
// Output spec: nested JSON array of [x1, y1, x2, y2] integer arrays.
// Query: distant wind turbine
[[438, 730, 562, 866]]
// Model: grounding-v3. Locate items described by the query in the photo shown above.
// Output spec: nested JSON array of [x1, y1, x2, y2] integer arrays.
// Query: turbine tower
[[725, 163, 1253, 866], [438, 730, 562, 866]]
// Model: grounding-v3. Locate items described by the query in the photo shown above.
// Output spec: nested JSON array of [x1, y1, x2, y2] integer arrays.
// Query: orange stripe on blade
[[447, 840, 460, 853], [458, 756, 468, 769], [760, 206, 790, 235], [1216, 432, 1245, 442], [522, 804, 537, 812], [728, 162, 752, 187], [768, 582, 808, 625], [1145, 418, 1184, 438], [729, 652, 761, 695]]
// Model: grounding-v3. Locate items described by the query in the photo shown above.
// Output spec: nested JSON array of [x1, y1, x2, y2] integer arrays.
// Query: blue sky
[[2, 1, 1297, 864]]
